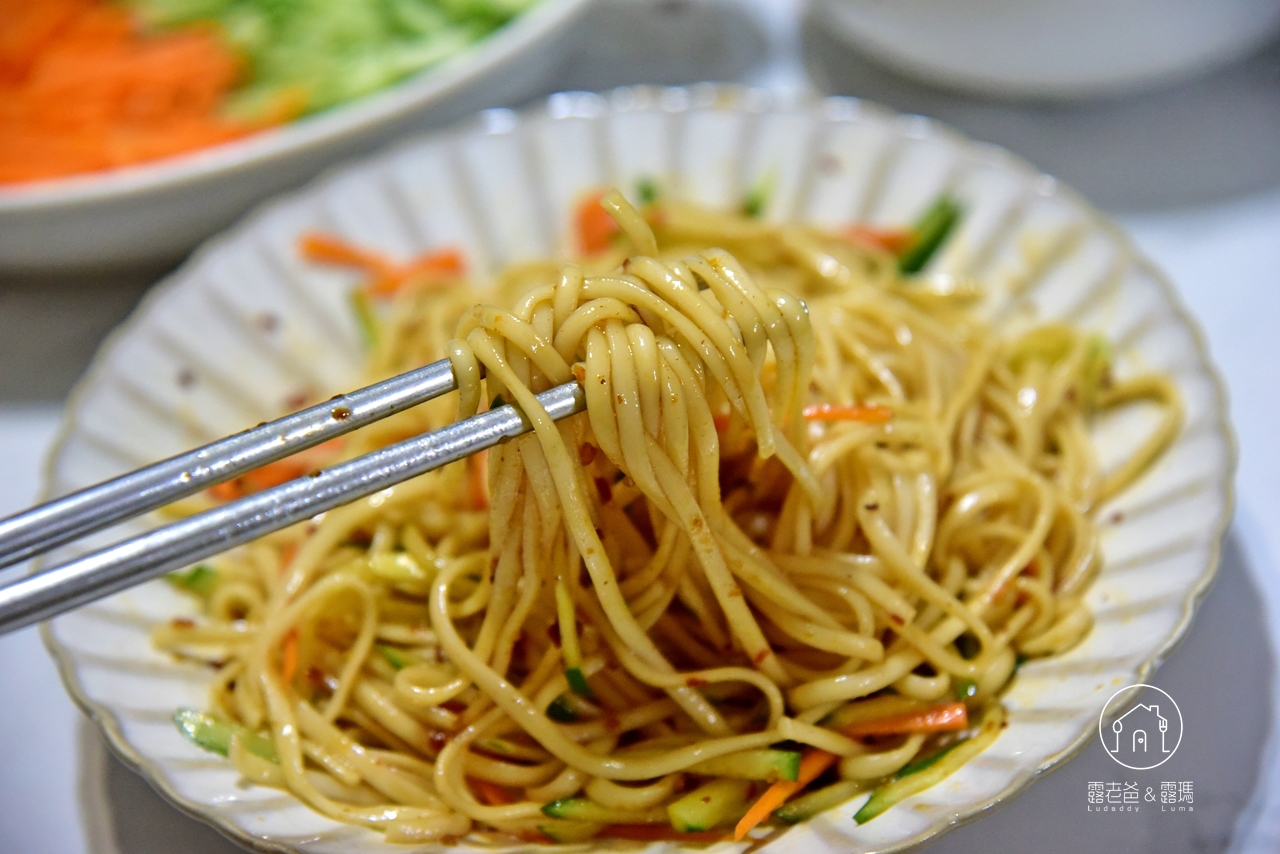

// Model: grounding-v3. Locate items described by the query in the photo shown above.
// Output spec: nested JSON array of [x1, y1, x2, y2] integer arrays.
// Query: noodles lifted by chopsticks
[[157, 188, 1181, 843]]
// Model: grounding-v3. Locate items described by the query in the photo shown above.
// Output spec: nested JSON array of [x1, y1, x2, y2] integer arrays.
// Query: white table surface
[[2, 1, 1279, 851]]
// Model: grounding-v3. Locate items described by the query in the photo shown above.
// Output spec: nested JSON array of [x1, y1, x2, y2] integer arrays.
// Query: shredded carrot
[[468, 449, 489, 510], [842, 701, 969, 737], [0, 0, 267, 183], [280, 628, 298, 685], [371, 247, 465, 297], [600, 825, 726, 843], [298, 232, 397, 275], [279, 542, 299, 575], [842, 224, 916, 256], [575, 190, 619, 254], [299, 231, 466, 297], [207, 438, 344, 502], [802, 403, 893, 424], [469, 777, 515, 806], [734, 748, 838, 840]]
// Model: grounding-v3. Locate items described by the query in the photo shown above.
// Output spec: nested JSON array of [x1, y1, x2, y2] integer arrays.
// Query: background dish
[[0, 0, 594, 273], [41, 84, 1233, 852], [810, 0, 1280, 100]]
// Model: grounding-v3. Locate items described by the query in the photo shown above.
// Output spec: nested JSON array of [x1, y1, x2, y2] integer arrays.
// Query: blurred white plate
[[812, 0, 1280, 99], [42, 85, 1233, 853], [0, 0, 593, 272]]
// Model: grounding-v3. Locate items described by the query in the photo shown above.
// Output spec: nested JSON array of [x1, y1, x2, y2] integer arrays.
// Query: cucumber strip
[[667, 778, 752, 832], [376, 644, 409, 670], [687, 749, 801, 782], [898, 196, 962, 275], [174, 708, 277, 763], [565, 666, 594, 698], [537, 819, 604, 843], [853, 704, 1004, 824], [775, 780, 865, 824], [541, 798, 668, 825], [636, 177, 660, 205], [545, 696, 578, 722], [555, 579, 593, 697], [166, 564, 217, 597]]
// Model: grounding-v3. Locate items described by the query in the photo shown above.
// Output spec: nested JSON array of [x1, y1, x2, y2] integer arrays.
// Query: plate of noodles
[[42, 85, 1233, 852]]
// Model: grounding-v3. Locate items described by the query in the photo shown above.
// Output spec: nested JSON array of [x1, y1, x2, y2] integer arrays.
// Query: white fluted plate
[[41, 85, 1234, 854]]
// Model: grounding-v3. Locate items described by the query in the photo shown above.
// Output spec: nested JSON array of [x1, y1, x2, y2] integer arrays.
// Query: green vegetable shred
[[128, 0, 539, 120]]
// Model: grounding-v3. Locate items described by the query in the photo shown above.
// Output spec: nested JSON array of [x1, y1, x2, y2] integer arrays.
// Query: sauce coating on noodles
[[158, 189, 1180, 843]]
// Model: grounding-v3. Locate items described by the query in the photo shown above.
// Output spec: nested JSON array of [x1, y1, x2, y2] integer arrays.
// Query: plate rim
[[38, 83, 1238, 854]]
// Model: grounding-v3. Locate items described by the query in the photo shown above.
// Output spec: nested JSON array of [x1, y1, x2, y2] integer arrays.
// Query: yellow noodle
[[157, 191, 1179, 840]]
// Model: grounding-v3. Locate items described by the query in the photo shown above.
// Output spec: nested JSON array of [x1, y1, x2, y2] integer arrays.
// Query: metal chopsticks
[[0, 365, 585, 636], [0, 358, 461, 573]]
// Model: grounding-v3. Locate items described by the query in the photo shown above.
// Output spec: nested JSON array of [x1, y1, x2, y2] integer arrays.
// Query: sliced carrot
[[299, 232, 398, 275], [207, 438, 344, 502], [600, 825, 726, 843], [280, 629, 298, 685], [279, 542, 299, 575], [468, 449, 490, 510], [802, 403, 893, 424], [469, 777, 515, 806], [0, 0, 261, 183], [842, 224, 916, 256], [300, 231, 465, 298], [842, 701, 968, 737], [575, 190, 619, 255], [734, 748, 838, 840], [365, 247, 466, 298]]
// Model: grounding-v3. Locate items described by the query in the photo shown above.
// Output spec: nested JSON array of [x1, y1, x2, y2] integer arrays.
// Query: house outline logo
[[1098, 684, 1183, 770]]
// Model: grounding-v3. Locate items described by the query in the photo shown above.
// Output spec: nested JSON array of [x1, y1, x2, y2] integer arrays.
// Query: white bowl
[[811, 0, 1280, 99], [42, 85, 1233, 853], [0, 0, 594, 273]]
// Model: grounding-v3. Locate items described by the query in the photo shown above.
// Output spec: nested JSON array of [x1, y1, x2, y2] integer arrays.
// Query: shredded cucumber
[[853, 704, 1004, 824], [687, 749, 801, 782], [667, 778, 751, 832], [775, 779, 865, 824], [166, 564, 218, 597], [537, 819, 604, 843], [128, 0, 539, 119], [899, 195, 962, 275], [541, 798, 667, 825], [174, 708, 278, 762]]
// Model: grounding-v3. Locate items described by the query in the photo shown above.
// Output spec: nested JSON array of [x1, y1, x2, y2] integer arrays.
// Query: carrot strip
[[600, 825, 726, 843], [734, 748, 838, 840], [207, 438, 344, 502], [364, 248, 466, 298], [575, 191, 619, 254], [802, 403, 893, 424], [0, 0, 262, 183], [842, 224, 916, 255], [298, 232, 397, 275], [842, 702, 969, 737], [300, 231, 465, 298], [280, 629, 298, 685], [469, 777, 515, 806]]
